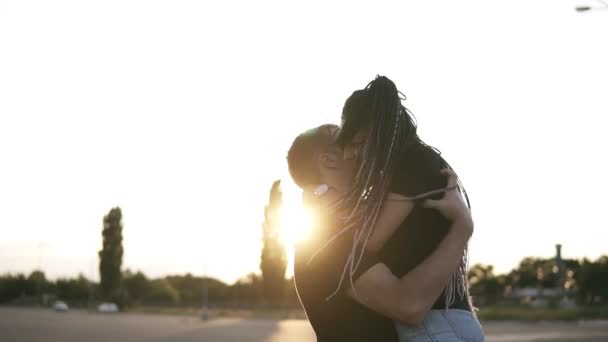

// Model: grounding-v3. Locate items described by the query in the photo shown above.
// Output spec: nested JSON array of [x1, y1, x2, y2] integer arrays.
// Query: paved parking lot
[[1, 307, 607, 341]]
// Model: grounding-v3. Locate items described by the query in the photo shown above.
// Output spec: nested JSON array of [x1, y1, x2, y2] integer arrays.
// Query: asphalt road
[[1, 307, 608, 342]]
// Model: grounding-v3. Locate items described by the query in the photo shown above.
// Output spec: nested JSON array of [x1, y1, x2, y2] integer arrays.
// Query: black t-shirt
[[383, 144, 470, 310], [294, 221, 398, 342], [294, 144, 469, 341]]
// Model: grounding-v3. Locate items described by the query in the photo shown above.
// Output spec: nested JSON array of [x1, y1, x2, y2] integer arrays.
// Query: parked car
[[52, 301, 69, 312], [97, 302, 119, 313]]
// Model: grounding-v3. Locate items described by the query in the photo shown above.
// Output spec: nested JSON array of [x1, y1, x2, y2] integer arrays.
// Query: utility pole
[[88, 255, 95, 313], [201, 257, 208, 321], [555, 244, 565, 297]]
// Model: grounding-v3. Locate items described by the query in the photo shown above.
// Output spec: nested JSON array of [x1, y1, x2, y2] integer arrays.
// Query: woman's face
[[341, 131, 366, 161]]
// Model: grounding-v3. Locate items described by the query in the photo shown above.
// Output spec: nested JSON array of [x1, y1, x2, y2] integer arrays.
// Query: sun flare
[[279, 190, 316, 246]]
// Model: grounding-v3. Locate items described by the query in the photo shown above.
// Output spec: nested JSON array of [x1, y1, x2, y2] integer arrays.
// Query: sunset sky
[[1, 0, 607, 284]]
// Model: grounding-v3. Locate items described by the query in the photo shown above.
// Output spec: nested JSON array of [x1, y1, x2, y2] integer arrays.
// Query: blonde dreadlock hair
[[317, 75, 472, 310]]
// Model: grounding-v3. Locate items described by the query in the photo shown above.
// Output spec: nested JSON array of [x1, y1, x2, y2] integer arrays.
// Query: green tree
[[123, 270, 149, 305], [577, 255, 608, 305], [27, 270, 47, 289], [468, 264, 503, 305], [98, 207, 124, 303], [232, 273, 264, 307], [507, 257, 581, 291], [0, 274, 28, 303], [145, 279, 180, 305], [166, 274, 231, 307], [27, 270, 51, 303], [165, 273, 198, 306], [56, 274, 90, 303], [507, 257, 548, 289], [260, 180, 287, 306]]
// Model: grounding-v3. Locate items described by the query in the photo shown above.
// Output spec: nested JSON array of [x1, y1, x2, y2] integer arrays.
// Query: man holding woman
[[287, 76, 485, 341]]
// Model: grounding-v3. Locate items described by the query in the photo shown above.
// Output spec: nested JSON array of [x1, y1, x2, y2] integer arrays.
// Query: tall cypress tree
[[99, 207, 123, 302], [260, 180, 287, 306]]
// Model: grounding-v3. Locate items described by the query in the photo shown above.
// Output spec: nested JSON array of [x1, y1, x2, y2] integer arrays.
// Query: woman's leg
[[394, 309, 485, 342], [439, 309, 485, 342]]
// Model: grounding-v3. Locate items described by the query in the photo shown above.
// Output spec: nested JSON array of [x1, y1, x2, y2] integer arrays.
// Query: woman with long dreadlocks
[[289, 76, 484, 341], [332, 75, 484, 341]]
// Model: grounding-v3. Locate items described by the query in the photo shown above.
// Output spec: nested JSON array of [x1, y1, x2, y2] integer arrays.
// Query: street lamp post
[[201, 258, 209, 321], [575, 0, 608, 11]]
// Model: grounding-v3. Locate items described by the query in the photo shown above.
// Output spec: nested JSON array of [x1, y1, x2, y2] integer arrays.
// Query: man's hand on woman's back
[[422, 168, 473, 237]]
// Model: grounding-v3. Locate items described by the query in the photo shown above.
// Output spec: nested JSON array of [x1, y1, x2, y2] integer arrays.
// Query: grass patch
[[124, 306, 307, 320], [476, 305, 608, 321], [125, 305, 608, 322]]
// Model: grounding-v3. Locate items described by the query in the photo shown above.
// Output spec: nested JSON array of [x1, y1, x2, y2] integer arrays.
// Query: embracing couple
[[286, 76, 485, 341]]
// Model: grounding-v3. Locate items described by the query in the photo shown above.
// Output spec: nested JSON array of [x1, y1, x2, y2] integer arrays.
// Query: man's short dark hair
[[287, 124, 338, 189]]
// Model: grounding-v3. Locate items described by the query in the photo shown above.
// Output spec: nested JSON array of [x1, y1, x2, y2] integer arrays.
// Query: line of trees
[[2, 183, 606, 310], [0, 270, 300, 309], [469, 255, 608, 306], [0, 181, 294, 309], [2, 256, 607, 309]]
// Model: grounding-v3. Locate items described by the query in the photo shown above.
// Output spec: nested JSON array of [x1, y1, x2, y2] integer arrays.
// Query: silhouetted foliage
[[503, 257, 581, 290], [469, 264, 504, 305], [166, 274, 232, 306], [2, 254, 605, 309], [56, 274, 91, 302], [577, 256, 608, 305], [99, 207, 124, 303], [27, 270, 49, 295], [232, 273, 264, 307], [0, 271, 94, 306], [123, 270, 149, 305], [0, 273, 33, 303], [260, 180, 287, 306], [145, 279, 180, 305]]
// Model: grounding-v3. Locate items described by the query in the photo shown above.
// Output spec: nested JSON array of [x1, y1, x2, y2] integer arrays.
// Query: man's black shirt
[[294, 144, 469, 341]]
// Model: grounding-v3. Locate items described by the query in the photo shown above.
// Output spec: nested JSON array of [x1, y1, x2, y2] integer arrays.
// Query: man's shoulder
[[294, 232, 349, 283]]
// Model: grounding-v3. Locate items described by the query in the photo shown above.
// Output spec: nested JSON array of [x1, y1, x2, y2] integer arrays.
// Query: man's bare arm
[[348, 219, 471, 325]]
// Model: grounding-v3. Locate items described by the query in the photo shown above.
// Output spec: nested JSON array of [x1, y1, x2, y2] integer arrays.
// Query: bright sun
[[279, 189, 315, 246]]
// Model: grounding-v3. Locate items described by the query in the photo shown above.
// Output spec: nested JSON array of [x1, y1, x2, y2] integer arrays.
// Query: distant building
[[509, 244, 577, 308]]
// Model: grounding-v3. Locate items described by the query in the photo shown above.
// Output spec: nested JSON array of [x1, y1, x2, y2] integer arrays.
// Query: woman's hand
[[422, 168, 473, 236]]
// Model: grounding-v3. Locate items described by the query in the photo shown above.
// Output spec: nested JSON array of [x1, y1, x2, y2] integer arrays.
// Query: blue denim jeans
[[394, 309, 485, 342]]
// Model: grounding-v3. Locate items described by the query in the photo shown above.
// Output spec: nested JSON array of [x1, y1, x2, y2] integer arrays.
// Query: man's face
[[320, 127, 357, 189]]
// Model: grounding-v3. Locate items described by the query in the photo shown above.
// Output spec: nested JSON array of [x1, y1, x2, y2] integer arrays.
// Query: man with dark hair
[[287, 125, 340, 189], [288, 125, 480, 341]]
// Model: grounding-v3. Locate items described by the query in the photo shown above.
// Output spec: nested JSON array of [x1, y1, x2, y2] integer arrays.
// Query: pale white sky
[[1, 0, 606, 284]]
